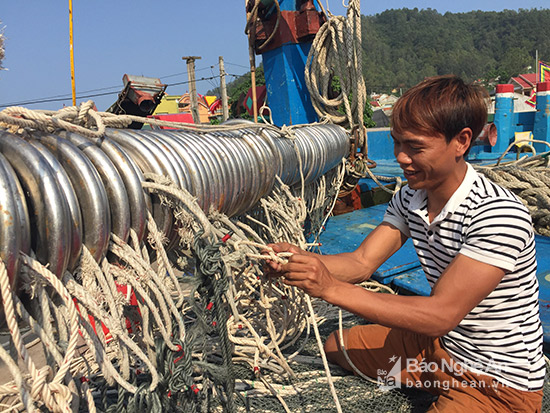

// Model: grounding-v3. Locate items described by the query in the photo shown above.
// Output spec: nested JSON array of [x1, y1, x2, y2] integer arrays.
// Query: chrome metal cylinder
[[0, 124, 350, 288]]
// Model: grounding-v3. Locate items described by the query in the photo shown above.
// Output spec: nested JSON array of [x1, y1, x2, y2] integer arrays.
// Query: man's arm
[[283, 252, 505, 337], [269, 222, 407, 284]]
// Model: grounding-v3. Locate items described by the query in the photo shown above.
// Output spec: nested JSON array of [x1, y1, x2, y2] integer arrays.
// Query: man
[[266, 75, 545, 411]]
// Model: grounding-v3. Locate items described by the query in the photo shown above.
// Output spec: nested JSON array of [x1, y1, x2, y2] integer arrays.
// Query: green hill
[[362, 8, 550, 92]]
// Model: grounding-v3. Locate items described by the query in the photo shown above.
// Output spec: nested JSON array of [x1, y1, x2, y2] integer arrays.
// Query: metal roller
[[2, 156, 31, 262], [108, 124, 349, 216], [221, 132, 261, 214], [0, 131, 71, 278], [311, 124, 349, 174], [0, 153, 26, 288], [60, 131, 131, 244], [106, 129, 174, 242], [30, 140, 83, 271], [241, 130, 279, 203], [218, 132, 249, 216], [202, 131, 243, 214], [31, 132, 111, 263], [137, 131, 188, 190], [198, 132, 238, 215], [160, 132, 201, 203], [234, 131, 267, 212], [188, 132, 231, 212], [177, 131, 219, 209], [176, 131, 223, 211], [161, 131, 203, 193], [133, 130, 190, 251], [107, 129, 180, 186], [93, 136, 148, 243], [0, 123, 349, 282], [265, 128, 298, 184]]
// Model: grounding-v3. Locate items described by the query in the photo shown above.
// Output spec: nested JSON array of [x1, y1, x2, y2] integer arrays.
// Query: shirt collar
[[408, 163, 478, 225]]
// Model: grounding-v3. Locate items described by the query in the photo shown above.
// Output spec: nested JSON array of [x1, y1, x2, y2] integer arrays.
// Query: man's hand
[[279, 253, 341, 299], [264, 242, 340, 299], [263, 242, 304, 274]]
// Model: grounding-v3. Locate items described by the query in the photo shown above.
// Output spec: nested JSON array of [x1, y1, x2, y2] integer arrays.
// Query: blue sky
[[0, 0, 547, 111]]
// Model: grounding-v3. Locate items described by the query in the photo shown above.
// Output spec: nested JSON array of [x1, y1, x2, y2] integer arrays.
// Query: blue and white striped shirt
[[383, 163, 545, 391]]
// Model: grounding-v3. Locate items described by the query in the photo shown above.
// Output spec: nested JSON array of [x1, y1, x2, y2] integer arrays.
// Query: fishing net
[[214, 310, 438, 413], [0, 119, 360, 412]]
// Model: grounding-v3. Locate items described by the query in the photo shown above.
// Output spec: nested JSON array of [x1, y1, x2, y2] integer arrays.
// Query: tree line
[[362, 8, 550, 93]]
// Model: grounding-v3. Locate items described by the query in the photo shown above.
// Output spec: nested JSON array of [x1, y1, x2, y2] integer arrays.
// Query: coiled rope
[[475, 144, 550, 236], [304, 0, 402, 197], [305, 0, 367, 150]]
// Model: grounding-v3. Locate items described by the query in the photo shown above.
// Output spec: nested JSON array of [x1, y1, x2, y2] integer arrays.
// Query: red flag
[[539, 60, 550, 82]]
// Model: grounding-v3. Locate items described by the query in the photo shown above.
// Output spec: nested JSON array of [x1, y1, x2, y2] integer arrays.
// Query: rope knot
[[279, 125, 297, 140], [76, 100, 95, 126]]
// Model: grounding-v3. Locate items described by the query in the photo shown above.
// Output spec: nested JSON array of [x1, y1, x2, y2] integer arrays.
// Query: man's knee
[[324, 330, 339, 362], [324, 329, 353, 371]]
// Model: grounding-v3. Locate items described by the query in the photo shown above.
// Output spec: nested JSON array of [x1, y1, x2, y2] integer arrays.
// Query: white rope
[[4, 254, 82, 413], [0, 163, 353, 411], [305, 0, 367, 149], [236, 241, 343, 413], [0, 339, 34, 412], [62, 270, 155, 392], [0, 101, 297, 141]]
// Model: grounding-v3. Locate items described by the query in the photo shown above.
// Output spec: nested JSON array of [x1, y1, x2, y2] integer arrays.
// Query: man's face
[[392, 130, 460, 193]]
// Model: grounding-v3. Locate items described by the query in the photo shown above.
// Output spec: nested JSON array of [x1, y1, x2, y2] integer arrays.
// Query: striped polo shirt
[[383, 163, 545, 391]]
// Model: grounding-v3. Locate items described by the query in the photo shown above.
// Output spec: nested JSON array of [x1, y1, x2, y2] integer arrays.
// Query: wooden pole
[[536, 49, 540, 82], [219, 56, 229, 121], [69, 0, 76, 106], [182, 56, 201, 124]]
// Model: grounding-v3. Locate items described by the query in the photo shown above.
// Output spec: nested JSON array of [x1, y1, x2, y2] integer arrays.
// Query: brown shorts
[[340, 324, 543, 412]]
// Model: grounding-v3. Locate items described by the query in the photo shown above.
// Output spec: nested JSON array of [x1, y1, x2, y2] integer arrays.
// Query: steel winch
[[0, 124, 350, 290]]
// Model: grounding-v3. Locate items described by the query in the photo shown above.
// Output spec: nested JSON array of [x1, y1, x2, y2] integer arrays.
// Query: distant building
[[153, 93, 222, 123], [487, 91, 536, 113], [154, 94, 181, 115], [372, 108, 390, 127], [370, 93, 398, 108], [508, 73, 537, 96], [369, 93, 398, 127], [178, 92, 212, 123]]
